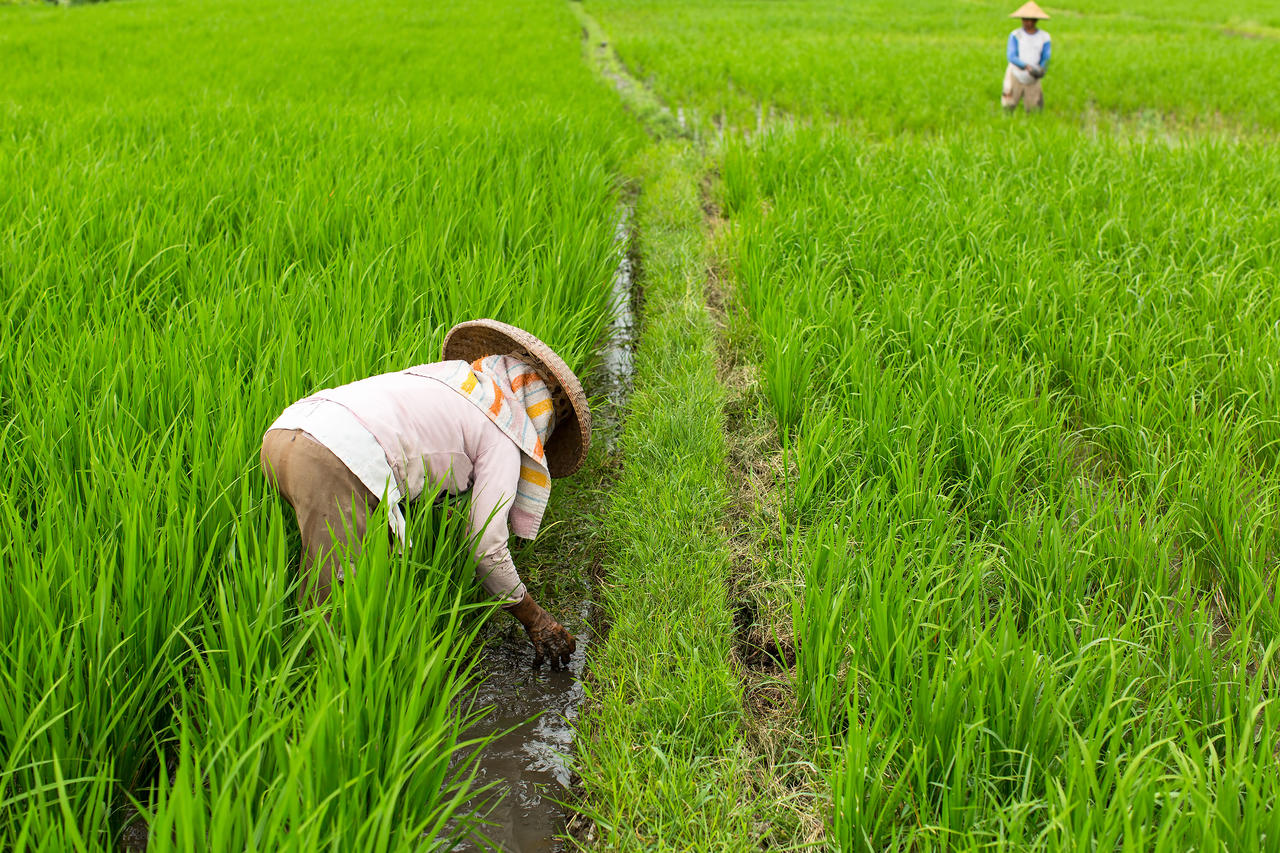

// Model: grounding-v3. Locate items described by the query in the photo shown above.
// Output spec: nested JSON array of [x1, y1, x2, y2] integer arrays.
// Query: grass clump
[[712, 122, 1280, 848], [0, 0, 638, 847]]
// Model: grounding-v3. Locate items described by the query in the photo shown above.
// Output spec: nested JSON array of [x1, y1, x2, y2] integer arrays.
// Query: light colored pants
[[1002, 71, 1044, 112], [261, 428, 378, 606]]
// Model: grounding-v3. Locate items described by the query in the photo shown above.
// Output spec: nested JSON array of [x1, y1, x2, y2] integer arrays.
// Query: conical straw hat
[[1009, 1, 1049, 18], [442, 319, 591, 478]]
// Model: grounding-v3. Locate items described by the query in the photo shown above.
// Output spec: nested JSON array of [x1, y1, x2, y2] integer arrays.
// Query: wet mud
[[446, 196, 638, 849], [452, 603, 593, 852], [118, 812, 150, 851]]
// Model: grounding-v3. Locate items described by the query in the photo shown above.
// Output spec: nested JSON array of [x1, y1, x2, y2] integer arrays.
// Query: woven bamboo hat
[[442, 319, 591, 478], [1009, 1, 1049, 18]]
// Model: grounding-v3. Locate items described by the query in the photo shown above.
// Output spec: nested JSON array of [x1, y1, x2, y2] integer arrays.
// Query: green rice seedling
[[147, 503, 494, 851], [830, 699, 911, 853], [786, 406, 856, 517], [712, 112, 1280, 845], [789, 523, 854, 740], [759, 316, 824, 441], [0, 0, 639, 846]]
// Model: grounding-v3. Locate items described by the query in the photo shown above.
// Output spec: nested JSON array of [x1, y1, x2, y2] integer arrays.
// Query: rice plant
[[720, 123, 1280, 847], [589, 0, 1280, 135], [0, 0, 637, 847]]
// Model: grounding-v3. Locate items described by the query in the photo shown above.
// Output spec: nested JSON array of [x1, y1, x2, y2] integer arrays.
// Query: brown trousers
[[1002, 77, 1044, 112], [260, 428, 379, 606]]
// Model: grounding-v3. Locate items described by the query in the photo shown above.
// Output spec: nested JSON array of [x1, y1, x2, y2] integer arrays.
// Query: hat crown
[[442, 319, 591, 478], [1010, 1, 1049, 18]]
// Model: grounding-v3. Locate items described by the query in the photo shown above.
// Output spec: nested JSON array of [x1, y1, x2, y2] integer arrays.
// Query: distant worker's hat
[[1009, 1, 1050, 18], [443, 319, 591, 478]]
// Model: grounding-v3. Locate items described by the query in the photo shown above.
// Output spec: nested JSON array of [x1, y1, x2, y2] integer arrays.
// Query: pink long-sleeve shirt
[[300, 370, 527, 603]]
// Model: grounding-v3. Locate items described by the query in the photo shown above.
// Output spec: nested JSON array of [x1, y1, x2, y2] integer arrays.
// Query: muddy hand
[[507, 592, 576, 671], [528, 615, 576, 671]]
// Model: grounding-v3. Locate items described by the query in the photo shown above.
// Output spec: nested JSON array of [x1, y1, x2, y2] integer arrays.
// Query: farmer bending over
[[1002, 2, 1052, 113], [260, 319, 585, 670]]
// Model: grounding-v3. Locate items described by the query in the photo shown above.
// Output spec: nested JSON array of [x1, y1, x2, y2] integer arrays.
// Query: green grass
[[713, 107, 1280, 853], [0, 0, 638, 847], [588, 0, 1280, 134], [574, 142, 766, 848]]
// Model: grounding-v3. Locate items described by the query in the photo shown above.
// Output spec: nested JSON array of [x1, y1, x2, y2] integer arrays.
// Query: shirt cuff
[[476, 553, 526, 605]]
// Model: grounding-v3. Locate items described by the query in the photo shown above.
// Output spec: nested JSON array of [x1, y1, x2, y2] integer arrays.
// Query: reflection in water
[[452, 602, 591, 852], [599, 206, 635, 455], [453, 205, 631, 850]]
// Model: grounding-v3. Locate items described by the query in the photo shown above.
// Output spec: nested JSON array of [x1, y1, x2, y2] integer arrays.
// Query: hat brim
[[442, 319, 591, 478]]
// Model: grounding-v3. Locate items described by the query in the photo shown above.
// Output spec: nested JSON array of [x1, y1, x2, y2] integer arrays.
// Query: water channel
[[451, 603, 593, 852], [451, 205, 634, 850]]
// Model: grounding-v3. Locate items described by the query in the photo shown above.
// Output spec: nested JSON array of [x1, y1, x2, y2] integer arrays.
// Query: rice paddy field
[[4, 0, 1280, 849], [718, 130, 1280, 848], [583, 0, 1280, 848], [1, 0, 636, 847], [587, 0, 1280, 134]]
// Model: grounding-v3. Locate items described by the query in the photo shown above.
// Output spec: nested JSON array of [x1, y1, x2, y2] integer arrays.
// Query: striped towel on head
[[408, 356, 557, 539]]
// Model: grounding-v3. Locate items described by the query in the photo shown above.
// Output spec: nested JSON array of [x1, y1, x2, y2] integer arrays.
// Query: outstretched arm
[[470, 438, 576, 670], [468, 439, 526, 603]]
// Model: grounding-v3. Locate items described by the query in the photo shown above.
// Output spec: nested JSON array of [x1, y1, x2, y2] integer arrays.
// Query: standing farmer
[[1002, 2, 1052, 112], [260, 319, 587, 670]]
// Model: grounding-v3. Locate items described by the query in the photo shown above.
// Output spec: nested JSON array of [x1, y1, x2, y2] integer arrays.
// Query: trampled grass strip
[[569, 1, 687, 141], [574, 143, 766, 848], [568, 11, 817, 845]]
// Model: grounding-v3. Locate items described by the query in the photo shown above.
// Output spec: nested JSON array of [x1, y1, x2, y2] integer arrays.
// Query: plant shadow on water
[[449, 601, 593, 853]]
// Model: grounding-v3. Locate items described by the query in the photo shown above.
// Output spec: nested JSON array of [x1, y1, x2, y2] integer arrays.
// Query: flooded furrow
[[451, 603, 593, 852], [599, 205, 636, 455], [450, 204, 635, 851]]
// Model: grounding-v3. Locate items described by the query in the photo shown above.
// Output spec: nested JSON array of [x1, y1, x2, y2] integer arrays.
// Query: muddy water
[[452, 603, 592, 852], [451, 204, 634, 851], [599, 206, 635, 454]]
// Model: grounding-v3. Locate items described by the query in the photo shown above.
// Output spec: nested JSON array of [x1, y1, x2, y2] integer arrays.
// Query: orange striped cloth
[[409, 356, 556, 539]]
